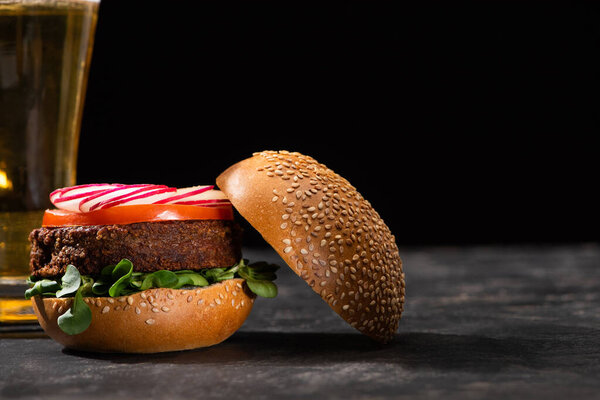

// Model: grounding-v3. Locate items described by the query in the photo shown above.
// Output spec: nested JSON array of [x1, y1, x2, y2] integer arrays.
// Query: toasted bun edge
[[32, 279, 255, 353]]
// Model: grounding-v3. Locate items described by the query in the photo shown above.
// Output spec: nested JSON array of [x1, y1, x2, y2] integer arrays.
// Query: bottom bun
[[32, 279, 255, 353]]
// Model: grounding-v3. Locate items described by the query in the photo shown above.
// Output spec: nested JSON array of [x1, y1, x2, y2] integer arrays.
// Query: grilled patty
[[29, 220, 242, 279]]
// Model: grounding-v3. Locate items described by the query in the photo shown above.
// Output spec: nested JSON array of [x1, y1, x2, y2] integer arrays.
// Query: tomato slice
[[42, 204, 233, 227]]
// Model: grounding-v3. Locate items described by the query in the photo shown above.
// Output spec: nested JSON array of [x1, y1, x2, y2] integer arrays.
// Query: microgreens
[[25, 259, 279, 335]]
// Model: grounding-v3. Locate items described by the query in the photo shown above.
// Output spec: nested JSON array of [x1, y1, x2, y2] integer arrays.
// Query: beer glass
[[0, 0, 99, 324]]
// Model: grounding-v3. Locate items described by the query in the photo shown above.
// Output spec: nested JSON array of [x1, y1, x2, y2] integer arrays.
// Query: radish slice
[[50, 184, 102, 201], [51, 183, 121, 198], [153, 185, 214, 204], [96, 187, 178, 209], [172, 191, 231, 204], [50, 184, 125, 212], [79, 184, 163, 212], [49, 188, 67, 203], [177, 189, 229, 203], [48, 183, 231, 213], [50, 184, 122, 204], [53, 188, 115, 203], [52, 190, 113, 212], [88, 185, 172, 211]]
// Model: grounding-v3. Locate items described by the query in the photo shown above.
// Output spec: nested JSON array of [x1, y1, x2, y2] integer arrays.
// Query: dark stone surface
[[1, 244, 599, 399]]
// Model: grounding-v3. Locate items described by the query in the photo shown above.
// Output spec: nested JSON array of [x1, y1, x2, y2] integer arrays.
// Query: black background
[[77, 0, 598, 247]]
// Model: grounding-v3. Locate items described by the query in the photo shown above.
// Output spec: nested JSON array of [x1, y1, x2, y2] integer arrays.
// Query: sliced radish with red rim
[[49, 183, 230, 213], [85, 185, 172, 212], [96, 187, 178, 209]]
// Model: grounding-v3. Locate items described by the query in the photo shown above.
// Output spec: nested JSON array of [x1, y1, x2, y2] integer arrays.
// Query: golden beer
[[0, 0, 99, 323]]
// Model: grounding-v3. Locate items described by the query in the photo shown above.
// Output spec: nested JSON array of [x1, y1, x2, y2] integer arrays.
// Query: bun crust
[[217, 150, 405, 343], [32, 279, 255, 353]]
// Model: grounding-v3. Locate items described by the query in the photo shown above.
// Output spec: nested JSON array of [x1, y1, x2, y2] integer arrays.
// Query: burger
[[26, 183, 278, 353], [26, 150, 405, 353]]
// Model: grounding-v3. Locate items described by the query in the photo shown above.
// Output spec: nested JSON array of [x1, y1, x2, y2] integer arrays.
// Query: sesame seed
[[152, 307, 159, 313], [255, 151, 404, 343], [161, 306, 170, 312], [101, 306, 110, 314], [145, 319, 155, 325], [135, 307, 141, 314]]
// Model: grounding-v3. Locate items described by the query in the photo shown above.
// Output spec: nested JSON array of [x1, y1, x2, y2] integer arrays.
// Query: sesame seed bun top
[[217, 150, 405, 343]]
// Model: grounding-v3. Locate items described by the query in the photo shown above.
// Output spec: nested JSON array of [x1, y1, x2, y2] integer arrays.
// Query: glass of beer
[[0, 0, 100, 324]]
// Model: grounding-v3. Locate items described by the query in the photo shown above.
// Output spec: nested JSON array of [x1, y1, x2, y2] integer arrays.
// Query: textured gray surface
[[1, 244, 599, 399]]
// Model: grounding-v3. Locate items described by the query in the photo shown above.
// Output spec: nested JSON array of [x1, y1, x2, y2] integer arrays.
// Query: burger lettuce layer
[[25, 259, 278, 335]]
